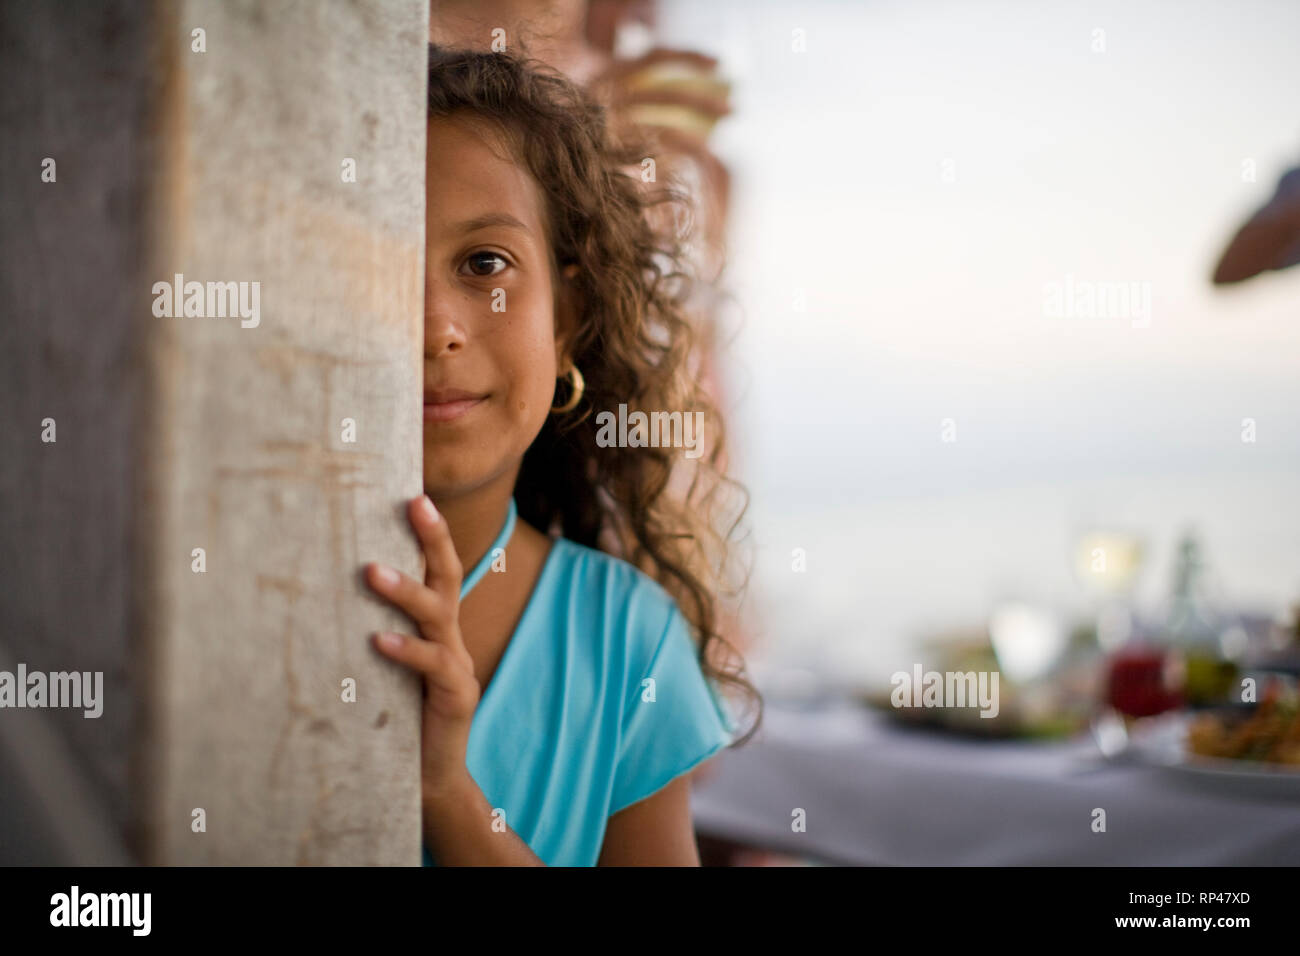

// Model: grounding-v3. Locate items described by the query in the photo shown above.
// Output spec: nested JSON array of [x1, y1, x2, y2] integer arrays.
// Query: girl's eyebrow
[[452, 212, 530, 235]]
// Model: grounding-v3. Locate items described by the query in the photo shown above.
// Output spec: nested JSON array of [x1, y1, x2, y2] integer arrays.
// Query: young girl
[[363, 46, 759, 866]]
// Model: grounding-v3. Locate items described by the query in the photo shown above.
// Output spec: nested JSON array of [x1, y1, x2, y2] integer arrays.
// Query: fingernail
[[372, 564, 400, 587], [418, 495, 439, 522], [375, 632, 403, 651]]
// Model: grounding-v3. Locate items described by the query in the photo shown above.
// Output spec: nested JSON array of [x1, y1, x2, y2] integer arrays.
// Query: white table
[[691, 700, 1300, 865]]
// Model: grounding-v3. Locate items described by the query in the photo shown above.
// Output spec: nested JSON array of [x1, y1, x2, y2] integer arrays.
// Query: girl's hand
[[365, 495, 478, 804]]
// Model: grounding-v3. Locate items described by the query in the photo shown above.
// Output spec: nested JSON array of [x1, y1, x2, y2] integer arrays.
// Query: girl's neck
[[429, 466, 521, 583]]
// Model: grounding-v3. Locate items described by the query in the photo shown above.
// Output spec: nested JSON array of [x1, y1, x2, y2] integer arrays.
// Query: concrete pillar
[[1, 0, 429, 864]]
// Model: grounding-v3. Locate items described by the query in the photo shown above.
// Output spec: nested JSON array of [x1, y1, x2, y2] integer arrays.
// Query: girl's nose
[[424, 282, 468, 357], [425, 316, 466, 357]]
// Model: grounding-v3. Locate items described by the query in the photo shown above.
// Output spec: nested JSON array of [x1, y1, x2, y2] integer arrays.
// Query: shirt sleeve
[[609, 601, 736, 816]]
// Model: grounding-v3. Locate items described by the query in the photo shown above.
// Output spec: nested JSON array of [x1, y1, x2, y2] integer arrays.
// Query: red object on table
[[1105, 643, 1183, 717]]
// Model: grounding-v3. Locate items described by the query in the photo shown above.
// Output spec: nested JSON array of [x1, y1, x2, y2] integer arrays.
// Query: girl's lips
[[423, 395, 486, 423]]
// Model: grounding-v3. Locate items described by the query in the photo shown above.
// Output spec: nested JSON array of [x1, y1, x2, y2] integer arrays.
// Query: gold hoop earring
[[550, 365, 584, 414]]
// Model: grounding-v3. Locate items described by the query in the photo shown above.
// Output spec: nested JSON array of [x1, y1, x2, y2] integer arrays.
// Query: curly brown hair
[[428, 44, 762, 746]]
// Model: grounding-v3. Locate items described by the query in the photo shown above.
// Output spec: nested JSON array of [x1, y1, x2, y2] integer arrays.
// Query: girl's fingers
[[408, 495, 463, 597], [365, 561, 450, 640], [372, 632, 467, 696]]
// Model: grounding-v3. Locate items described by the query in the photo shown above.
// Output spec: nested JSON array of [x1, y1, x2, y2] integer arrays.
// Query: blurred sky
[[656, 0, 1300, 688]]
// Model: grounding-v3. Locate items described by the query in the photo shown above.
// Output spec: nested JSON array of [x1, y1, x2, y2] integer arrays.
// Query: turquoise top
[[422, 499, 735, 866]]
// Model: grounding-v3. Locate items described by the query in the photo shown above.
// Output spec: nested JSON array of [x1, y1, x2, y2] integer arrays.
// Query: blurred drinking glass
[[1071, 529, 1145, 651]]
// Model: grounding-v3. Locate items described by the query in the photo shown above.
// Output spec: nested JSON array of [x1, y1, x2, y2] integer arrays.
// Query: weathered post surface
[[0, 0, 429, 865]]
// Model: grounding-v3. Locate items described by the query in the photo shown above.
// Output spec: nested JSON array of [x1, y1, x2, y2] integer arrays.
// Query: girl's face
[[423, 115, 573, 499]]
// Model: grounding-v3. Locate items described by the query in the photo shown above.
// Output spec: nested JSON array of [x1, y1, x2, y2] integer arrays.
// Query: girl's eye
[[462, 252, 509, 277]]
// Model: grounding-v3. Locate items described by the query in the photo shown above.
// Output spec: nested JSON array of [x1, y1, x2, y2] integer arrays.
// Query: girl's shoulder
[[543, 534, 688, 649], [541, 535, 738, 778]]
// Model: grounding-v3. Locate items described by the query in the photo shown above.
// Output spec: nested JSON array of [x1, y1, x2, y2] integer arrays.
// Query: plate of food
[[1127, 691, 1300, 795], [858, 630, 1096, 740]]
